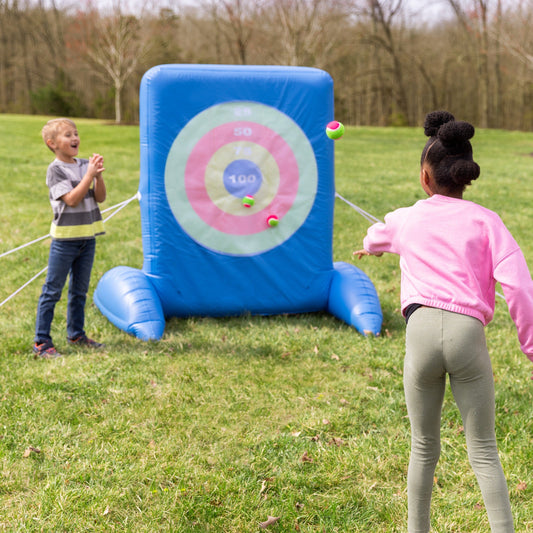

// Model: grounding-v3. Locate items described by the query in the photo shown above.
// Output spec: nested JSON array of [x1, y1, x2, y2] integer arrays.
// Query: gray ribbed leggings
[[404, 307, 514, 532]]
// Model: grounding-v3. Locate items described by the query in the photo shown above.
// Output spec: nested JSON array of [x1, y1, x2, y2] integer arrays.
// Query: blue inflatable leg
[[327, 261, 382, 336], [93, 266, 165, 341]]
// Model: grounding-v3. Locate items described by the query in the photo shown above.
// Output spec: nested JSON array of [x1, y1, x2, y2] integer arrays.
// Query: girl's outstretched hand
[[353, 249, 383, 259]]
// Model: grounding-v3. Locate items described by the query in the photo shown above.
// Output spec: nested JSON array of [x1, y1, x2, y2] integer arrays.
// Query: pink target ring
[[184, 121, 299, 235]]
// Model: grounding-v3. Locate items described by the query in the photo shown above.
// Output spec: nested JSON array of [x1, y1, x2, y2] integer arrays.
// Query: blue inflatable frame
[[94, 64, 382, 340]]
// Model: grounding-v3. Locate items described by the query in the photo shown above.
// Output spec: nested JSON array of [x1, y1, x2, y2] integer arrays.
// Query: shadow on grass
[[155, 309, 406, 361]]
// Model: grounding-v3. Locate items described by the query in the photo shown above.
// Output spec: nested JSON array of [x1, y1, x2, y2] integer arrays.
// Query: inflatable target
[[94, 64, 382, 341], [165, 101, 317, 255]]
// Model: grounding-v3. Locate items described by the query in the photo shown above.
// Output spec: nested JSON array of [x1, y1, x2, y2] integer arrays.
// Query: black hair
[[421, 110, 480, 193]]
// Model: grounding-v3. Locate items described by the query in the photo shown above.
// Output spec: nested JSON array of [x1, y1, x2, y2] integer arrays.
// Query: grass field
[[0, 113, 532, 532]]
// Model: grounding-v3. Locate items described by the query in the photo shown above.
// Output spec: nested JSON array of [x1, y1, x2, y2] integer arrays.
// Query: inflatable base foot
[[93, 266, 165, 341], [327, 261, 382, 336]]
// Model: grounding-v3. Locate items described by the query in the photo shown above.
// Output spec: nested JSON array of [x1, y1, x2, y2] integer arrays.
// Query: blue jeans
[[34, 238, 96, 344]]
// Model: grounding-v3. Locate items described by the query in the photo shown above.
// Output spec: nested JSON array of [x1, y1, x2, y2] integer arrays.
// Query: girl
[[354, 111, 533, 532]]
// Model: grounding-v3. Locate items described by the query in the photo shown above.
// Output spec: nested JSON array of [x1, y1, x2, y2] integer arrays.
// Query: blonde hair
[[41, 118, 77, 153]]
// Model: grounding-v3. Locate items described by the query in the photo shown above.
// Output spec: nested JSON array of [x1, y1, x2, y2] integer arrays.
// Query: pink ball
[[267, 215, 279, 227]]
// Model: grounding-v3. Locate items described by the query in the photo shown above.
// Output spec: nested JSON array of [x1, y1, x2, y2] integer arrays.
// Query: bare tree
[[0, 0, 58, 113], [446, 0, 494, 127], [488, 0, 533, 128], [265, 0, 349, 67], [198, 0, 263, 65], [354, 0, 413, 124], [0, 1, 19, 111], [494, 0, 533, 67], [34, 0, 67, 79], [71, 6, 148, 123]]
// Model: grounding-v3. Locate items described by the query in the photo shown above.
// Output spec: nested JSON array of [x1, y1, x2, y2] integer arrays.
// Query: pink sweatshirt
[[363, 194, 533, 360]]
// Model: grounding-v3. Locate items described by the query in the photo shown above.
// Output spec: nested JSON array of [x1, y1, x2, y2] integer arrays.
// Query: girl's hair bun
[[423, 110, 455, 137], [438, 120, 475, 151], [450, 160, 480, 187]]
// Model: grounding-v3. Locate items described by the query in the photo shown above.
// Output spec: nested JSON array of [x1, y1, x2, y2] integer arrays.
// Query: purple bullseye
[[223, 159, 263, 198]]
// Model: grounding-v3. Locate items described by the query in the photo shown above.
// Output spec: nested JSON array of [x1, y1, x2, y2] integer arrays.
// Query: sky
[[43, 0, 506, 23]]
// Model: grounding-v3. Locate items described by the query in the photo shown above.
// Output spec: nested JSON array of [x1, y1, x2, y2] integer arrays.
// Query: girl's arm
[[353, 249, 383, 259]]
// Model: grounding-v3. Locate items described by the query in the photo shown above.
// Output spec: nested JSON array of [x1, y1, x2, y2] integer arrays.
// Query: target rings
[[165, 101, 317, 255]]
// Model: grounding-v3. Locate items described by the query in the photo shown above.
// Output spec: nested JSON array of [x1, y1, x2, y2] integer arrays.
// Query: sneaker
[[33, 342, 62, 359], [68, 335, 105, 349]]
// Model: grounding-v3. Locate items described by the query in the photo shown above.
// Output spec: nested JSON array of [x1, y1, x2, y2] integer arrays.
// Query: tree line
[[2, 0, 533, 130]]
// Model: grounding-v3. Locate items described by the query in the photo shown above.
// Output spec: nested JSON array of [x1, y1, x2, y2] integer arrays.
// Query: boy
[[33, 118, 107, 358]]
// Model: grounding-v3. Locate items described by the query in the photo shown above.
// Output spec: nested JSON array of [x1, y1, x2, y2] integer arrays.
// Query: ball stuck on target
[[242, 195, 255, 208], [267, 215, 279, 227], [326, 121, 345, 140]]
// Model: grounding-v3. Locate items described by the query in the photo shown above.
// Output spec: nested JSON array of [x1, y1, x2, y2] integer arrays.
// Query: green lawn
[[0, 114, 532, 531]]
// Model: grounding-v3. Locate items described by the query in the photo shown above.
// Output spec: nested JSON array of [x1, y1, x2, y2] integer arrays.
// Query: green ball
[[326, 121, 345, 140], [242, 195, 255, 208]]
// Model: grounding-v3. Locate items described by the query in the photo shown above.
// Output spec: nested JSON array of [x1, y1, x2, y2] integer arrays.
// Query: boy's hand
[[89, 153, 105, 178], [353, 249, 383, 259], [61, 153, 106, 207]]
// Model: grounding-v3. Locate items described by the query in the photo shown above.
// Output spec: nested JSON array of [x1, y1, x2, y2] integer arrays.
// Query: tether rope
[[0, 193, 139, 308], [0, 267, 49, 308], [0, 234, 50, 260], [335, 192, 383, 224], [102, 192, 139, 222], [0, 191, 505, 306]]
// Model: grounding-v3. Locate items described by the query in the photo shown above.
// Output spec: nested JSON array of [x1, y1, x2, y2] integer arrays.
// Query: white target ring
[[165, 101, 317, 255]]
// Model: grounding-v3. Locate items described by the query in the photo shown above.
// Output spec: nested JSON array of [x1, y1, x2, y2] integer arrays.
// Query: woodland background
[[3, 0, 533, 129]]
